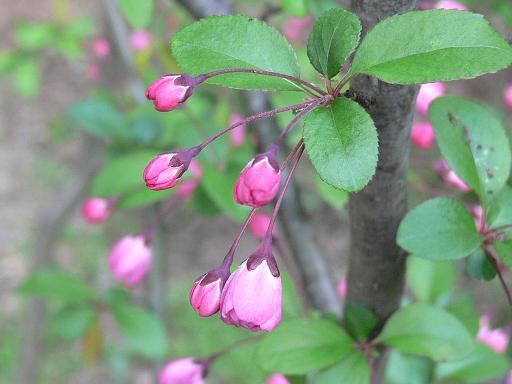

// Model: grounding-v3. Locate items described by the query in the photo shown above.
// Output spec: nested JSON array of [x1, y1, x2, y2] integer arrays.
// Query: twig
[[484, 245, 512, 307]]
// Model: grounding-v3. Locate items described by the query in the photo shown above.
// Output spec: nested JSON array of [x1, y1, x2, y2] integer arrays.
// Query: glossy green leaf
[[51, 305, 97, 340], [447, 294, 480, 336], [112, 302, 168, 358], [349, 10, 512, 84], [397, 197, 483, 261], [430, 96, 511, 207], [117, 188, 173, 210], [313, 350, 370, 384], [307, 8, 361, 78], [407, 256, 456, 302], [487, 186, 512, 230], [70, 100, 126, 140], [316, 176, 348, 209], [258, 318, 354, 374], [116, 0, 154, 28], [282, 0, 309, 17], [91, 151, 156, 197], [18, 269, 96, 302], [344, 303, 378, 341], [466, 249, 496, 281], [303, 98, 378, 192], [386, 351, 433, 384], [378, 303, 474, 362], [172, 15, 302, 91], [435, 344, 509, 383]]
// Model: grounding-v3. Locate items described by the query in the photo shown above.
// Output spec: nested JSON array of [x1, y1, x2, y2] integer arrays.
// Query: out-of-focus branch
[[175, 0, 340, 315], [15, 141, 102, 384]]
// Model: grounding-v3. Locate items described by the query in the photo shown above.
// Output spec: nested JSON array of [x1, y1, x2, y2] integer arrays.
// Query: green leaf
[[172, 15, 301, 91], [112, 302, 168, 358], [344, 303, 378, 341], [303, 98, 378, 192], [282, 0, 309, 17], [18, 268, 96, 302], [51, 305, 97, 340], [15, 23, 56, 50], [487, 186, 512, 230], [200, 162, 251, 223], [429, 96, 511, 206], [407, 256, 456, 302], [90, 151, 156, 197], [495, 239, 512, 270], [435, 343, 510, 383], [258, 318, 354, 374], [12, 59, 40, 98], [116, 0, 154, 28], [349, 10, 512, 84], [313, 350, 370, 384], [466, 249, 496, 281], [316, 176, 348, 209], [117, 188, 173, 210], [447, 294, 480, 336], [386, 351, 433, 384], [70, 100, 127, 140], [378, 303, 474, 362], [307, 8, 361, 78], [397, 197, 483, 261]]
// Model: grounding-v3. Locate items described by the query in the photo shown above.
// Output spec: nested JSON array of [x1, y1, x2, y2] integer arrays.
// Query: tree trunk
[[346, 0, 418, 331]]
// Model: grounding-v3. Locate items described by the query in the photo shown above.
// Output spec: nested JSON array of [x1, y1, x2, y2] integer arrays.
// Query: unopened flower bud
[[130, 29, 152, 52], [190, 265, 230, 317], [92, 38, 110, 58], [416, 82, 445, 116], [234, 152, 281, 208], [435, 0, 468, 10], [267, 373, 290, 384], [144, 149, 198, 191], [411, 122, 436, 149], [159, 358, 206, 384], [434, 159, 471, 191], [469, 205, 487, 234], [504, 83, 512, 110], [146, 74, 196, 112], [477, 315, 509, 353], [337, 275, 347, 300], [81, 197, 116, 224], [108, 234, 152, 288], [220, 244, 282, 332], [250, 213, 277, 240]]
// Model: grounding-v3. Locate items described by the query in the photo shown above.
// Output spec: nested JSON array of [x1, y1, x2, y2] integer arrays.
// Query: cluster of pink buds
[[81, 197, 117, 224], [411, 82, 445, 149], [159, 357, 207, 384], [434, 159, 470, 191], [108, 233, 152, 287]]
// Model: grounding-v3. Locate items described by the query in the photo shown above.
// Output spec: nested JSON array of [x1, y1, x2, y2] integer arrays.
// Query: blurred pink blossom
[[250, 213, 277, 240], [469, 205, 488, 234], [108, 235, 152, 287], [92, 37, 110, 58], [159, 358, 205, 384], [416, 82, 445, 116], [86, 63, 101, 79], [504, 83, 512, 110], [418, 1, 435, 9], [81, 197, 115, 223], [282, 16, 314, 43], [337, 275, 347, 300], [130, 29, 152, 52], [476, 315, 509, 353], [229, 113, 246, 147], [434, 159, 471, 191], [176, 159, 202, 200], [267, 373, 290, 384], [435, 0, 468, 10], [411, 122, 436, 149]]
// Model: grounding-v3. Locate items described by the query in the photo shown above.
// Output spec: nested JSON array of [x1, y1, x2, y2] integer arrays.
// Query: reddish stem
[[197, 68, 327, 96], [281, 139, 304, 170], [484, 245, 512, 307]]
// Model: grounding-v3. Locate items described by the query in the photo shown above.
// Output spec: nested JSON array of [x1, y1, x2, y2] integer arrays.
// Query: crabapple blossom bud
[[159, 358, 205, 384], [146, 74, 196, 112], [250, 213, 277, 240], [504, 83, 512, 110], [144, 150, 198, 191], [434, 160, 471, 191], [411, 122, 436, 149], [81, 197, 115, 224], [190, 266, 230, 317], [267, 373, 290, 384], [108, 235, 152, 288], [435, 0, 468, 10], [234, 152, 281, 208], [476, 316, 509, 353], [229, 114, 246, 147], [130, 29, 152, 52], [337, 275, 347, 300], [176, 159, 202, 200], [416, 82, 445, 116], [220, 247, 282, 332], [92, 38, 110, 58]]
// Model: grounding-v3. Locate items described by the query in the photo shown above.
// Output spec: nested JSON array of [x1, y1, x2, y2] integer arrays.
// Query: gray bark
[[346, 0, 418, 336]]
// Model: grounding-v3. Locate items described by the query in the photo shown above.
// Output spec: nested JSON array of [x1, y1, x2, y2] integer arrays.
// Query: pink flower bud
[[267, 373, 290, 384], [190, 272, 226, 317], [504, 83, 512, 110], [282, 17, 314, 43], [411, 122, 436, 149], [434, 159, 471, 192], [234, 152, 281, 208], [220, 249, 282, 332], [416, 82, 445, 116], [108, 235, 152, 287], [337, 275, 347, 300], [229, 114, 246, 147], [130, 29, 152, 52], [144, 150, 197, 191], [250, 213, 277, 240], [86, 63, 101, 79], [435, 0, 468, 10], [469, 205, 488, 234], [159, 358, 205, 384], [476, 316, 509, 353], [146, 74, 195, 112], [92, 38, 110, 58], [81, 197, 115, 224]]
